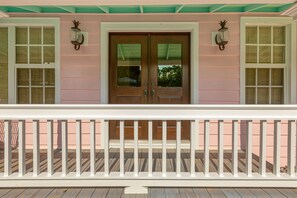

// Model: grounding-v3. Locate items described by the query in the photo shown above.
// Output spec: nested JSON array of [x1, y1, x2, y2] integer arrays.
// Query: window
[[240, 17, 296, 104], [0, 18, 59, 104]]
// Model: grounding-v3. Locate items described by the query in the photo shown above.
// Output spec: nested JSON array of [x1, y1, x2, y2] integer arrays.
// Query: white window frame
[[0, 17, 60, 104], [240, 17, 296, 104]]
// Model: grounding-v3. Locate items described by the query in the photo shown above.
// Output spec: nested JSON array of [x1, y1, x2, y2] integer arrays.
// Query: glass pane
[[43, 46, 55, 63], [0, 28, 8, 104], [259, 46, 271, 63], [31, 88, 43, 104], [273, 27, 285, 44], [31, 69, 43, 86], [257, 88, 269, 104], [43, 27, 55, 44], [29, 27, 41, 44], [246, 27, 257, 44], [29, 46, 42, 64], [258, 68, 270, 86], [16, 46, 28, 64], [17, 68, 29, 86], [245, 46, 257, 63], [271, 88, 283, 104], [45, 88, 55, 104], [271, 68, 283, 86], [158, 44, 182, 87], [246, 68, 256, 86], [45, 69, 55, 86], [273, 46, 285, 64], [16, 27, 28, 44], [117, 44, 141, 87], [246, 87, 255, 104], [17, 88, 29, 104], [259, 27, 271, 44]]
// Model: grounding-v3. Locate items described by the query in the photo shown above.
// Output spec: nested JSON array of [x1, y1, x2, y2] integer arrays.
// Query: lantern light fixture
[[70, 20, 84, 50], [215, 20, 229, 51]]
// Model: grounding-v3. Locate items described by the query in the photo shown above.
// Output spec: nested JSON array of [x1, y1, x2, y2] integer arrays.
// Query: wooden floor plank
[[179, 188, 196, 198], [90, 188, 109, 198], [165, 188, 179, 198], [221, 188, 241, 198], [106, 187, 123, 198], [262, 188, 286, 198], [0, 189, 11, 197], [207, 188, 227, 198], [150, 188, 165, 198], [1, 188, 26, 198], [192, 188, 211, 198], [77, 187, 95, 198], [61, 188, 81, 198], [235, 188, 256, 198], [31, 188, 54, 198], [277, 188, 297, 198], [248, 188, 271, 198], [17, 188, 40, 198], [46, 188, 68, 198]]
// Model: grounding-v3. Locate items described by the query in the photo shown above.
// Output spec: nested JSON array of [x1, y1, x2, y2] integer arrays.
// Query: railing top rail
[[0, 104, 297, 120]]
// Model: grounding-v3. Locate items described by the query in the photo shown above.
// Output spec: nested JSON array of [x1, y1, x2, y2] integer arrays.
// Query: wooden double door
[[109, 33, 190, 140]]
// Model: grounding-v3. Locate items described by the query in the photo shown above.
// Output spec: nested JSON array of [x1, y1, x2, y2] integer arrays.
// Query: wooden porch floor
[[0, 187, 297, 198], [0, 149, 275, 173]]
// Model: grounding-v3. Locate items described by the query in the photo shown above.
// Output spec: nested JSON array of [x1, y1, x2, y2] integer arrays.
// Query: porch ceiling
[[0, 2, 295, 14]]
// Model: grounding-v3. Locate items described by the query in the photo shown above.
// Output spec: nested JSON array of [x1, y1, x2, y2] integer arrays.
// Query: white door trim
[[100, 22, 199, 104]]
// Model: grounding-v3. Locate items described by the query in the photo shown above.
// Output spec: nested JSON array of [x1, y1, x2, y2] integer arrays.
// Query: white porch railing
[[0, 104, 296, 194]]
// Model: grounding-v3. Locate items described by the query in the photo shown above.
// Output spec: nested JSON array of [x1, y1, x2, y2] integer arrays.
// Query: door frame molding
[[101, 22, 199, 104]]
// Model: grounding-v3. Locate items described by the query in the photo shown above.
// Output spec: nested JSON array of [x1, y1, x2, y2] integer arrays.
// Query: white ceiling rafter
[[0, 11, 9, 18], [175, 5, 184, 13], [209, 4, 226, 12], [244, 4, 268, 12], [96, 6, 109, 13], [16, 6, 41, 13], [139, 5, 144, 13], [56, 6, 76, 13], [0, 0, 294, 6]]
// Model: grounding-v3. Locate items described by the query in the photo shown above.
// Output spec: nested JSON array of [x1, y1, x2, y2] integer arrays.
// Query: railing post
[[273, 120, 281, 176], [76, 120, 82, 176], [204, 120, 209, 176], [259, 120, 267, 176], [120, 120, 125, 176], [4, 120, 11, 177], [47, 120, 54, 176], [148, 120, 153, 176], [61, 120, 68, 176], [18, 120, 26, 176], [246, 120, 253, 176], [104, 120, 109, 176], [162, 120, 167, 176], [33, 120, 40, 176], [176, 120, 181, 176], [134, 120, 139, 176], [232, 120, 238, 176], [190, 120, 198, 176], [288, 120, 296, 176], [90, 120, 96, 176], [218, 120, 224, 176]]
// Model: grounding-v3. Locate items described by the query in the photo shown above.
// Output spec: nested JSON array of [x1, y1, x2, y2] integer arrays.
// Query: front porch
[[0, 105, 296, 194]]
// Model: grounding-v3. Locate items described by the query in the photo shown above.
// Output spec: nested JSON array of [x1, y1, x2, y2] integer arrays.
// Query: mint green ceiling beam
[[97, 6, 109, 13], [175, 5, 184, 13], [16, 6, 41, 13], [244, 4, 268, 12], [209, 4, 226, 12], [56, 6, 76, 13]]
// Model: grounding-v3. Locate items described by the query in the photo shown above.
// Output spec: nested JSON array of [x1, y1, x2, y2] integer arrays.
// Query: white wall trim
[[100, 22, 199, 104], [0, 17, 61, 104], [240, 17, 296, 104]]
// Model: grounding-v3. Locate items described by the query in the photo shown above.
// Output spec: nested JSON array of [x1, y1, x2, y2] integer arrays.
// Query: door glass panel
[[117, 44, 141, 87], [158, 44, 182, 87], [0, 28, 8, 104]]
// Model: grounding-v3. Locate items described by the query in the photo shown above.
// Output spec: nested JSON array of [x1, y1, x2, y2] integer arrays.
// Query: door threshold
[[109, 140, 190, 149]]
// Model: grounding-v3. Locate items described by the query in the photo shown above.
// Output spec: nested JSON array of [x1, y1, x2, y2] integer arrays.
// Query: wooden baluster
[[218, 120, 224, 176], [246, 120, 253, 176], [104, 120, 109, 176], [134, 121, 139, 176], [61, 120, 68, 176], [176, 120, 181, 176], [90, 120, 96, 176], [259, 120, 267, 176], [4, 120, 11, 176], [47, 120, 54, 176], [204, 120, 209, 176], [232, 120, 238, 176], [162, 120, 167, 176], [18, 120, 26, 176], [33, 120, 40, 176], [273, 120, 281, 176], [120, 120, 124, 176]]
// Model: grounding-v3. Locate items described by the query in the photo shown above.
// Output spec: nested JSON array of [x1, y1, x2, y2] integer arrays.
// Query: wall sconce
[[70, 20, 84, 50], [215, 20, 229, 51]]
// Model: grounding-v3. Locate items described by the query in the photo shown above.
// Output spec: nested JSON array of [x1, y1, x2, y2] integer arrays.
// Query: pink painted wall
[[5, 13, 296, 168]]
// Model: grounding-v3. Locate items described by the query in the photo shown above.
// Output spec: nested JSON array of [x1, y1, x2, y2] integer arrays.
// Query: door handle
[[144, 89, 148, 96]]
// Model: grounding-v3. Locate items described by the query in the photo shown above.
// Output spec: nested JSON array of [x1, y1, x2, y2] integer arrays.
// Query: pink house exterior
[[0, 0, 297, 194]]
